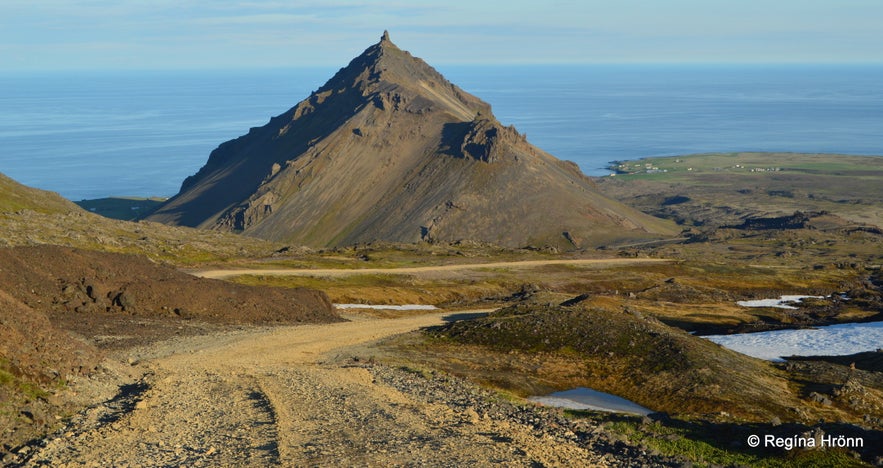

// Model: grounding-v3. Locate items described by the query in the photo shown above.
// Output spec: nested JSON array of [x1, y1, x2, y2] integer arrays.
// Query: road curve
[[23, 311, 632, 466]]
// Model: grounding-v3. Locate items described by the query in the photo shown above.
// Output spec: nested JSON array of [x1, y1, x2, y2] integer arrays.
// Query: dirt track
[[22, 311, 666, 467], [192, 258, 673, 279]]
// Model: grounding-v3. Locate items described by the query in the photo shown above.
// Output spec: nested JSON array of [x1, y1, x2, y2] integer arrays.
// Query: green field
[[599, 152, 883, 229], [75, 197, 167, 221]]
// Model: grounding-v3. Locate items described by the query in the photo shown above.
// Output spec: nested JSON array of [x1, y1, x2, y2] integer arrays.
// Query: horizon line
[[5, 61, 883, 74]]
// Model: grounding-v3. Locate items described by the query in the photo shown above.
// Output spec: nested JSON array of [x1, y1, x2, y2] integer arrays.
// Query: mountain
[[147, 31, 676, 248]]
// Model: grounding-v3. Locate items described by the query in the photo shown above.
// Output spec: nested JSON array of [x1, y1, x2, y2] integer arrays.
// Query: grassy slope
[[0, 209, 283, 266], [0, 172, 282, 266], [421, 302, 803, 421], [0, 172, 81, 214]]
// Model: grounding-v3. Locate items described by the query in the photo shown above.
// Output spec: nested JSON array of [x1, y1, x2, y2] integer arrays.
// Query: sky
[[2, 0, 882, 71]]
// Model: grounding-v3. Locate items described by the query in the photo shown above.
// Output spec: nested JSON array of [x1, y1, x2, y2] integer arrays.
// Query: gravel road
[[191, 258, 673, 280], [16, 312, 676, 467]]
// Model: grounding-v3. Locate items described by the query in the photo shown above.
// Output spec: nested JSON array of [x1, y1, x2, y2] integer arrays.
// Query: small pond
[[529, 387, 652, 415], [735, 295, 825, 310]]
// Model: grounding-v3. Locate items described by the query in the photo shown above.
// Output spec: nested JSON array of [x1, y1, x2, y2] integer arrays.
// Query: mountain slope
[[0, 171, 285, 264], [0, 172, 81, 214], [147, 31, 676, 248]]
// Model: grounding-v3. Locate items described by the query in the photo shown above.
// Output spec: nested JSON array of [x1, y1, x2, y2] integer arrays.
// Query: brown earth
[[597, 152, 883, 230], [0, 251, 681, 466], [0, 245, 340, 455], [0, 290, 104, 454], [0, 245, 339, 328]]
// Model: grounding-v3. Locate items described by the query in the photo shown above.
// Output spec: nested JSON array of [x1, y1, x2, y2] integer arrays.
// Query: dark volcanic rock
[[727, 211, 815, 230]]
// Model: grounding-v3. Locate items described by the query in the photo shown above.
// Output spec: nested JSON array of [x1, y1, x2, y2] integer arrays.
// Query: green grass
[[0, 365, 52, 401], [606, 418, 765, 467], [0, 172, 80, 214], [603, 418, 868, 468], [0, 208, 282, 267], [231, 270, 520, 305], [599, 153, 883, 232], [0, 367, 13, 386], [613, 152, 883, 174], [237, 273, 410, 288]]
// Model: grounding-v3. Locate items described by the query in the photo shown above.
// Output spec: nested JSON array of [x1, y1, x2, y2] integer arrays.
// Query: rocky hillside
[[147, 32, 676, 248]]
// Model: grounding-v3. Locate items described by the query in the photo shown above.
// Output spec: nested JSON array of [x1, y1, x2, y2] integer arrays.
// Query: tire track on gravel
[[23, 311, 674, 466]]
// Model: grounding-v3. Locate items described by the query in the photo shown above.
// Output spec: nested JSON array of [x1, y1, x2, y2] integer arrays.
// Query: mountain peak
[[147, 35, 676, 248], [307, 30, 489, 122]]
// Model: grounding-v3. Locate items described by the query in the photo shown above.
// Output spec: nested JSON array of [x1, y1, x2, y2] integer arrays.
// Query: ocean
[[1, 64, 882, 201]]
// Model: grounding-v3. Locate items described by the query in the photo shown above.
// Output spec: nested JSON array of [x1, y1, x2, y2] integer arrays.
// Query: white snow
[[529, 387, 652, 415], [705, 321, 883, 361], [736, 295, 824, 310], [333, 304, 438, 311]]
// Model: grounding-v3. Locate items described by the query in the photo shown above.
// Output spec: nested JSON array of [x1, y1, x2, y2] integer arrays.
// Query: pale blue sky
[[2, 0, 882, 70]]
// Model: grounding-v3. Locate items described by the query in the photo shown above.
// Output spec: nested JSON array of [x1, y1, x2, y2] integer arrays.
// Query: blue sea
[[1, 64, 882, 201]]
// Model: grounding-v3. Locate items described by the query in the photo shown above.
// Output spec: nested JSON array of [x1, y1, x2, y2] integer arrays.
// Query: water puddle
[[333, 304, 438, 311], [705, 321, 883, 361], [529, 387, 652, 415]]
